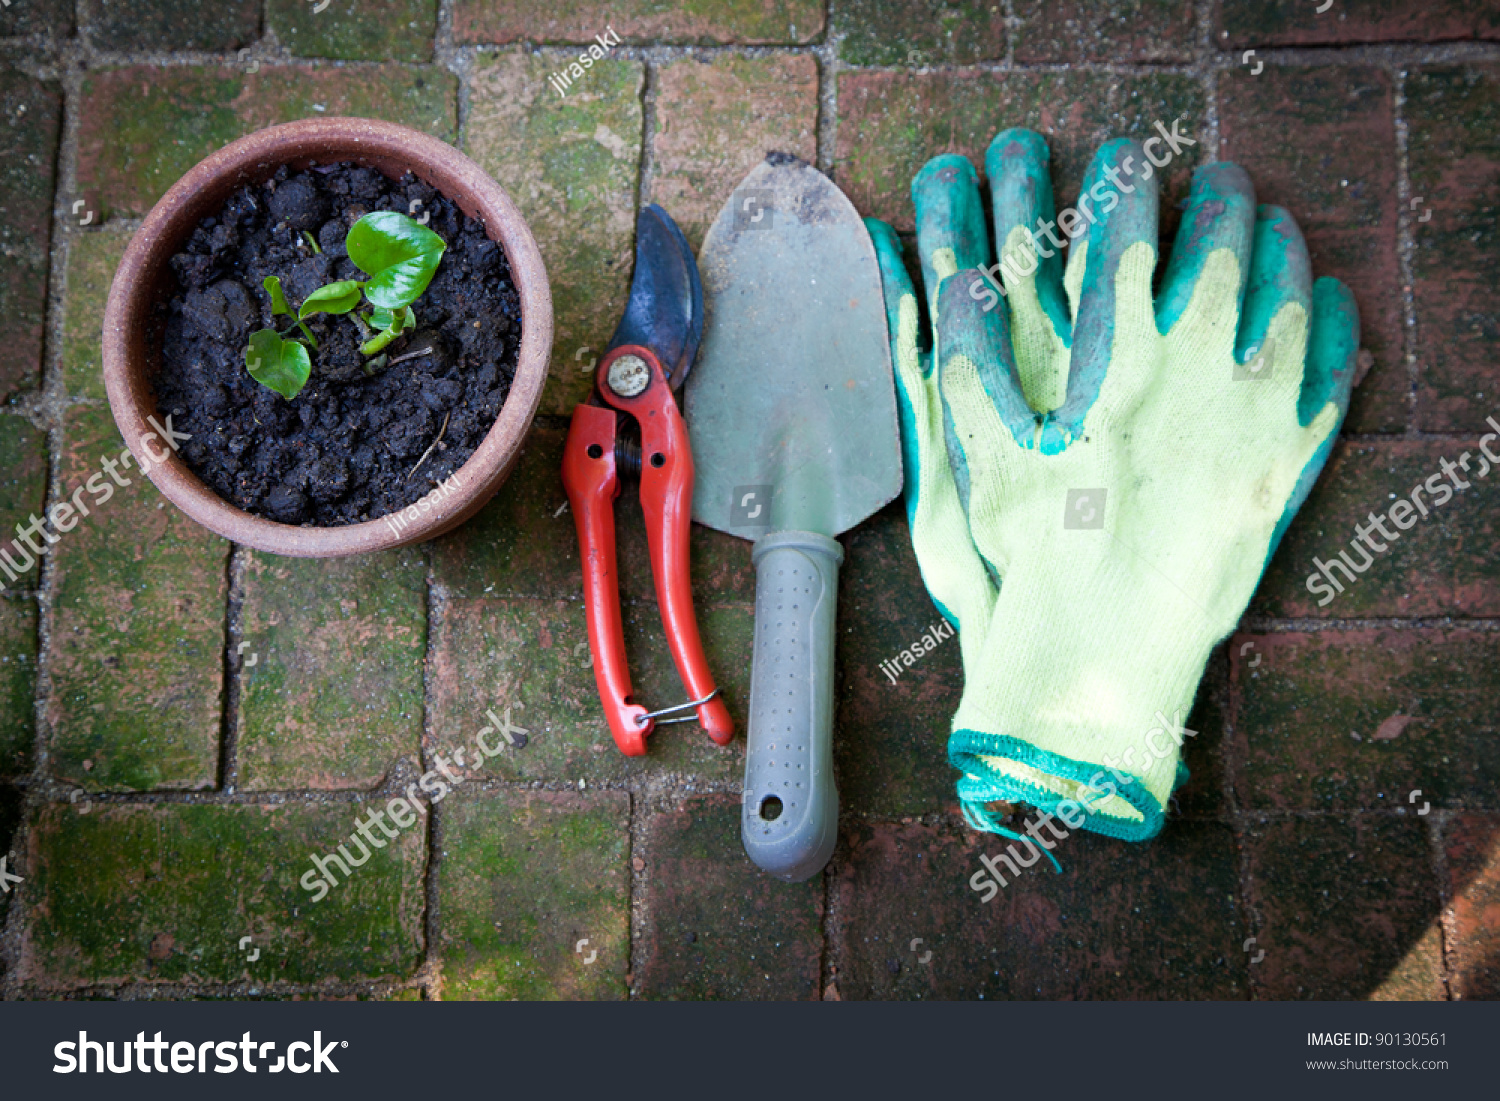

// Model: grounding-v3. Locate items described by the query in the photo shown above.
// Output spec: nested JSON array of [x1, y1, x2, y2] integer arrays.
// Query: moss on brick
[[77, 65, 458, 220], [61, 226, 130, 402], [0, 0, 73, 37], [465, 52, 642, 415], [22, 802, 425, 987], [267, 0, 439, 62], [453, 0, 822, 46], [438, 789, 628, 999], [0, 417, 47, 556], [87, 0, 258, 51], [238, 548, 427, 791], [0, 599, 36, 780], [429, 597, 748, 785], [48, 403, 228, 792], [0, 69, 61, 398]]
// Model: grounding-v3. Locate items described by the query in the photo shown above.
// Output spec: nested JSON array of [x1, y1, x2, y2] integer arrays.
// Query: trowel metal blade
[[686, 153, 901, 539]]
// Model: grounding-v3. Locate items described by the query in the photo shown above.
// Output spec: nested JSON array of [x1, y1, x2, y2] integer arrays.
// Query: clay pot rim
[[102, 117, 553, 557]]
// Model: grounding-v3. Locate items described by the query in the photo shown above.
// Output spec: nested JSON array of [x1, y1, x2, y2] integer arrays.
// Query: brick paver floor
[[0, 0, 1495, 1000]]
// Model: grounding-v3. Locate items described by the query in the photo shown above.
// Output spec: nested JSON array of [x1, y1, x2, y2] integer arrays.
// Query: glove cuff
[[949, 728, 1191, 842]]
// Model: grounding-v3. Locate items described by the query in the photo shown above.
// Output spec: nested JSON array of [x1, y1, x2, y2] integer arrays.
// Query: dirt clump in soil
[[152, 161, 520, 526]]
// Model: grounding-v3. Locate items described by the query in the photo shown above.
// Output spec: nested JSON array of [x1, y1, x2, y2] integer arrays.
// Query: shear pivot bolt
[[606, 354, 651, 398]]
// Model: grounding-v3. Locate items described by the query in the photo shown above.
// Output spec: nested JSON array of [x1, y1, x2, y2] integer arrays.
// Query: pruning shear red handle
[[562, 344, 734, 756]]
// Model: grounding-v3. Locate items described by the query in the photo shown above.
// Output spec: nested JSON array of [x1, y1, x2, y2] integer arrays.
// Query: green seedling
[[247, 327, 312, 402], [243, 211, 447, 400]]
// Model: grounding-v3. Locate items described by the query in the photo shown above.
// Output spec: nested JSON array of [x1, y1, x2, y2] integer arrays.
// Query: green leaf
[[263, 275, 294, 318], [246, 328, 311, 401], [346, 211, 446, 310], [298, 280, 364, 319]]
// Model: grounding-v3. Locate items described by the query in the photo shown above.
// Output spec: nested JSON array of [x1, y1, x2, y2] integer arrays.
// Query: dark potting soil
[[152, 162, 520, 526]]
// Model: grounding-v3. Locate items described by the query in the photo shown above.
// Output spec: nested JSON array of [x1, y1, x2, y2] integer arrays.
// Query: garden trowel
[[686, 153, 901, 881]]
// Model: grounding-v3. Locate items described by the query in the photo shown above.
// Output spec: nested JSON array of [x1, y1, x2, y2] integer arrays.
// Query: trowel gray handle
[[742, 530, 843, 882]]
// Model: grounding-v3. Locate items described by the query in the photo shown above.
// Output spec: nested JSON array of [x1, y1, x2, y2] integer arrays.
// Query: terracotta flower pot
[[102, 117, 552, 557]]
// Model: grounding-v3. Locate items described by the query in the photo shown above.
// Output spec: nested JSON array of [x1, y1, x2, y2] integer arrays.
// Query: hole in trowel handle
[[759, 796, 783, 821]]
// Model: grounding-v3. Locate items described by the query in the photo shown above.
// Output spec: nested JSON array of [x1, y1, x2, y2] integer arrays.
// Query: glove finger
[[867, 216, 934, 489], [936, 267, 1037, 569], [1264, 276, 1359, 563], [913, 155, 991, 317], [866, 217, 927, 377], [1045, 138, 1159, 453], [985, 128, 1072, 413], [1300, 275, 1359, 427], [936, 269, 1035, 450], [1155, 161, 1257, 341], [867, 218, 999, 643], [1233, 204, 1312, 382]]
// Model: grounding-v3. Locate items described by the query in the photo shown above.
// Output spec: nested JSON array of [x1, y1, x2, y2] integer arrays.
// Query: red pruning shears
[[561, 205, 734, 756]]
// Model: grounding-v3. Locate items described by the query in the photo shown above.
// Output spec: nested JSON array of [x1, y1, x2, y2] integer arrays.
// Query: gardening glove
[[866, 128, 1359, 841]]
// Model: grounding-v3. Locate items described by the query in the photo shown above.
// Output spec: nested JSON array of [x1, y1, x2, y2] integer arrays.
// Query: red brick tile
[[1255, 438, 1500, 617], [831, 819, 1246, 999], [427, 596, 747, 785], [1245, 815, 1445, 999], [1219, 66, 1404, 433], [1443, 814, 1500, 999], [834, 70, 1204, 238], [1233, 628, 1500, 813], [636, 794, 822, 999], [648, 54, 818, 250], [1015, 0, 1197, 62], [1406, 65, 1500, 434], [834, 0, 1005, 66], [1217, 0, 1500, 48]]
